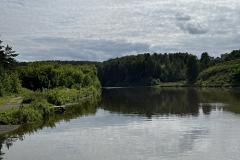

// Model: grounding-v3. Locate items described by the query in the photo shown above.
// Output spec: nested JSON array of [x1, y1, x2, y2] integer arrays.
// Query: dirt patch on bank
[[0, 125, 20, 134], [0, 97, 23, 112]]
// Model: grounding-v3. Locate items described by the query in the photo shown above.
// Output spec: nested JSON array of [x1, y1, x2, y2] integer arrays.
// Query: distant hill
[[196, 59, 240, 87]]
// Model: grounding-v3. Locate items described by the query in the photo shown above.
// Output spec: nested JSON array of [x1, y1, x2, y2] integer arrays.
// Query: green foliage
[[0, 71, 21, 96], [221, 50, 240, 61], [0, 40, 21, 97], [98, 53, 193, 86], [18, 62, 100, 91], [0, 107, 42, 125], [46, 88, 80, 105], [200, 52, 214, 71], [98, 50, 240, 87], [0, 97, 54, 125], [0, 60, 101, 125], [196, 59, 240, 87], [186, 55, 199, 84], [0, 40, 18, 69], [18, 106, 43, 124], [28, 99, 54, 118], [46, 87, 100, 105], [0, 86, 100, 125], [0, 109, 20, 125]]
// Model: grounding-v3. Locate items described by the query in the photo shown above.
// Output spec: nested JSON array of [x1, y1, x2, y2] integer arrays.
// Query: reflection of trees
[[0, 136, 5, 160], [102, 87, 240, 117], [198, 88, 240, 114], [101, 88, 200, 117], [0, 98, 99, 159], [186, 88, 200, 115], [201, 104, 212, 115]]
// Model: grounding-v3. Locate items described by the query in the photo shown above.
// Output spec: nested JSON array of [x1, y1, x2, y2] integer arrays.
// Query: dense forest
[[98, 50, 240, 87]]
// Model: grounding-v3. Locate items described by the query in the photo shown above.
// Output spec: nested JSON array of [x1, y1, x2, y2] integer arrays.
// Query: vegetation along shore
[[0, 40, 101, 127], [1, 38, 240, 127]]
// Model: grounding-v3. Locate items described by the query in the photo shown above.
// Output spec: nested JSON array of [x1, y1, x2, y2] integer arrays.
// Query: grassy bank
[[0, 62, 101, 126], [0, 86, 101, 125]]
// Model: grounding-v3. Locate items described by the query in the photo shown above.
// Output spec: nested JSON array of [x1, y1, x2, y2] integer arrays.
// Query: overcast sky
[[1, 0, 240, 61]]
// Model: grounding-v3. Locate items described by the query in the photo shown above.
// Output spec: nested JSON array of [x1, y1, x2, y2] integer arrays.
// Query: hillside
[[98, 53, 197, 87], [196, 59, 240, 87]]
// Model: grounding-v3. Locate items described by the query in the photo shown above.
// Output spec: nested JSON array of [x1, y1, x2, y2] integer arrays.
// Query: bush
[[0, 98, 54, 125], [18, 106, 42, 124], [30, 99, 54, 117], [18, 62, 100, 90], [0, 109, 20, 125], [47, 88, 82, 105], [0, 71, 21, 96]]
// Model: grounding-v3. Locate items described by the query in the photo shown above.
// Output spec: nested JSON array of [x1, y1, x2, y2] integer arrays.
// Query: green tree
[[187, 56, 199, 84], [0, 40, 20, 96], [200, 52, 213, 71], [221, 50, 240, 61], [0, 40, 18, 69]]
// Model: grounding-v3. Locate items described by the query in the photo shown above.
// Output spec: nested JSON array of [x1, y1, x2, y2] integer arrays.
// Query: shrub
[[46, 88, 80, 105], [30, 99, 54, 117], [0, 98, 54, 125], [18, 63, 100, 90], [18, 106, 42, 124], [0, 109, 20, 125], [0, 71, 21, 96]]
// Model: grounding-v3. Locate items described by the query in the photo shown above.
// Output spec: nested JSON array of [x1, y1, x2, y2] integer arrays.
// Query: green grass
[[196, 59, 240, 87], [44, 86, 100, 106], [0, 86, 101, 125], [0, 98, 54, 125]]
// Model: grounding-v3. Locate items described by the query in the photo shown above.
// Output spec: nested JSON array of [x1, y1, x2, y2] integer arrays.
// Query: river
[[1, 87, 240, 160]]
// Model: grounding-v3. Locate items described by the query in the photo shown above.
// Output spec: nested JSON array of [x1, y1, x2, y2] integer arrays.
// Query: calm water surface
[[1, 87, 240, 160]]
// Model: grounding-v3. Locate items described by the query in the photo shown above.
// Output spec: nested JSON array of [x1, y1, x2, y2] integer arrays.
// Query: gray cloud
[[1, 0, 240, 60], [18, 37, 150, 61], [2, 0, 25, 6], [177, 22, 208, 35], [175, 13, 208, 35], [175, 13, 191, 21]]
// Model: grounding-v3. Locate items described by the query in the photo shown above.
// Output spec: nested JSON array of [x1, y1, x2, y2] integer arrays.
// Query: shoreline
[[103, 83, 240, 89]]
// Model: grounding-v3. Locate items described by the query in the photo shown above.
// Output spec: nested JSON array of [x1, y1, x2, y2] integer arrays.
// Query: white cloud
[[0, 0, 240, 61]]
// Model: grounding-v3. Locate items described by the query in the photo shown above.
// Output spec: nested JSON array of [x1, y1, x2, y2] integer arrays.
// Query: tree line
[[1, 39, 240, 89], [0, 40, 100, 96], [97, 50, 240, 86]]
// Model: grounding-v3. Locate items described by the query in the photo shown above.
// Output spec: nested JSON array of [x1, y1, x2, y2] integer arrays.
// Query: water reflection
[[101, 87, 240, 116], [0, 99, 99, 159], [1, 88, 240, 160]]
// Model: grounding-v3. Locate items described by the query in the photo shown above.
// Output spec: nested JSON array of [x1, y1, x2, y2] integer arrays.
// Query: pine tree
[[0, 40, 18, 69]]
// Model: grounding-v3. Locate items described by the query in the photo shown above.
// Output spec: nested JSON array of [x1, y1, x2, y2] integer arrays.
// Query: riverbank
[[0, 87, 101, 127], [0, 61, 101, 130]]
